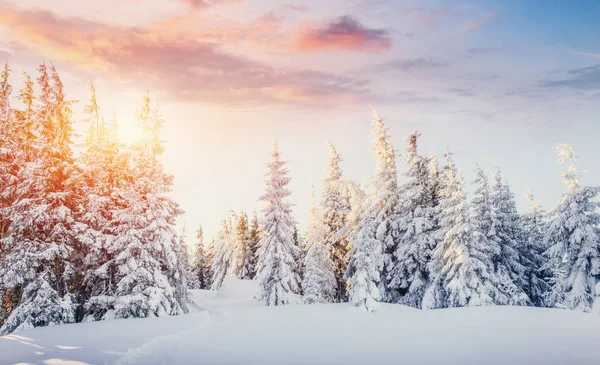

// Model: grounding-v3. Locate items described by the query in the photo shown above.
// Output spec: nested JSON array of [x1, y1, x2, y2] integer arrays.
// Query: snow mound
[[213, 278, 259, 301]]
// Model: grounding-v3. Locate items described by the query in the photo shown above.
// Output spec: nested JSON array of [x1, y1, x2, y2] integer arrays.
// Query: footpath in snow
[[2, 279, 600, 365]]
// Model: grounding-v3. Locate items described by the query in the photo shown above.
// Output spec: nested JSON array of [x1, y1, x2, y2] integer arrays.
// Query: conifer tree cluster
[[248, 108, 599, 314], [0, 63, 189, 334], [209, 211, 261, 290]]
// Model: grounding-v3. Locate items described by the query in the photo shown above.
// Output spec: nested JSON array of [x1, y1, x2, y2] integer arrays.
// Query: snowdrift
[[2, 285, 600, 365]]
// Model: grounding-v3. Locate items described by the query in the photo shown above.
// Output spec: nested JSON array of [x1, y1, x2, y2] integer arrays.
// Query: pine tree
[[438, 153, 507, 308], [0, 63, 15, 328], [543, 144, 600, 311], [95, 92, 188, 320], [390, 132, 438, 308], [247, 212, 261, 279], [321, 143, 352, 302], [234, 211, 255, 280], [302, 187, 336, 304], [211, 218, 234, 290], [255, 142, 300, 306], [1, 65, 80, 334], [190, 226, 212, 289], [347, 109, 400, 311], [520, 189, 549, 307], [489, 168, 530, 305]]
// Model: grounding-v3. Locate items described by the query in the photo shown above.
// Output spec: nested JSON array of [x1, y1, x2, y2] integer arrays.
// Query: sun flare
[[117, 120, 143, 145]]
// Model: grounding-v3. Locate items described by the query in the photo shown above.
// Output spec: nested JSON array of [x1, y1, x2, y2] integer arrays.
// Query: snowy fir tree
[[520, 189, 549, 307], [390, 132, 439, 308], [425, 151, 507, 309], [190, 226, 212, 289], [84, 92, 188, 321], [211, 218, 234, 290], [255, 142, 300, 306], [489, 168, 530, 305], [233, 211, 255, 280], [247, 212, 261, 279], [542, 144, 600, 312], [302, 187, 336, 304], [1, 65, 80, 334], [347, 109, 400, 311], [321, 142, 352, 302]]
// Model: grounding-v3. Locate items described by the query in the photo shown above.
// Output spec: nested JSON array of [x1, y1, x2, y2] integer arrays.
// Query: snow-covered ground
[[2, 279, 600, 365]]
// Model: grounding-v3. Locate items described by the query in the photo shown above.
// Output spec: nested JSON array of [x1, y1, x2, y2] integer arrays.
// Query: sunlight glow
[[117, 119, 143, 145]]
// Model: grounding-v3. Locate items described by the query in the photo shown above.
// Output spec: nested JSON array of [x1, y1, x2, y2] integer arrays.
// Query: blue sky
[[0, 0, 598, 241]]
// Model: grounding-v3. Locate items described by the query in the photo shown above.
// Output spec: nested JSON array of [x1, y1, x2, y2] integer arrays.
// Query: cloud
[[368, 58, 448, 72], [0, 3, 370, 106], [447, 88, 476, 97], [385, 91, 445, 104], [151, 11, 284, 46], [291, 15, 392, 53], [539, 63, 600, 90], [466, 47, 494, 55], [182, 0, 243, 10], [456, 13, 502, 36], [283, 4, 310, 12]]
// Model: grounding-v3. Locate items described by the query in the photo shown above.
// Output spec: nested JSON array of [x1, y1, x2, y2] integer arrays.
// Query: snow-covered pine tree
[[390, 132, 438, 308], [0, 69, 38, 328], [0, 63, 15, 328], [190, 226, 212, 289], [520, 189, 549, 307], [302, 186, 336, 304], [424, 150, 506, 309], [470, 165, 493, 241], [211, 218, 234, 290], [97, 92, 188, 320], [542, 144, 600, 312], [489, 168, 530, 305], [0, 65, 80, 334], [347, 109, 400, 311], [76, 83, 128, 321], [255, 142, 300, 306], [247, 212, 261, 279], [234, 211, 255, 280], [321, 143, 352, 302]]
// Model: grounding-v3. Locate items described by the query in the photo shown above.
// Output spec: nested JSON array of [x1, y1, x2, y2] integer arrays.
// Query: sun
[[117, 120, 143, 145]]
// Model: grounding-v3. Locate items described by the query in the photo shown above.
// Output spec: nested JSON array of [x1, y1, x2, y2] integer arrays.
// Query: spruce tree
[[439, 153, 507, 307], [190, 226, 212, 289], [321, 143, 352, 302], [347, 109, 400, 311], [1, 65, 80, 334], [520, 189, 549, 307], [255, 142, 300, 306], [543, 144, 600, 311], [489, 168, 530, 305], [211, 218, 234, 290], [98, 92, 188, 320], [234, 211, 255, 280], [390, 132, 438, 308], [247, 213, 261, 279], [302, 187, 336, 304]]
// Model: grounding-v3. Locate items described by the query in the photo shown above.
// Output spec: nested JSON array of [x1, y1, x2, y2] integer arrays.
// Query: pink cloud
[[457, 13, 502, 36], [291, 15, 392, 53], [182, 0, 243, 10], [283, 4, 310, 12], [0, 3, 369, 106]]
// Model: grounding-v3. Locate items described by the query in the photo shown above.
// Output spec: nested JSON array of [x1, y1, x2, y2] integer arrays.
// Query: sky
[[0, 0, 598, 243]]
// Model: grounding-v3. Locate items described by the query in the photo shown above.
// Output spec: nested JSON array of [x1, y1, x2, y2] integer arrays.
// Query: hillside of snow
[[2, 279, 600, 365]]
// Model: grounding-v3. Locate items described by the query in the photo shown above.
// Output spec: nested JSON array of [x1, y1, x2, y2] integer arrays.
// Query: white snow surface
[[2, 278, 600, 365]]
